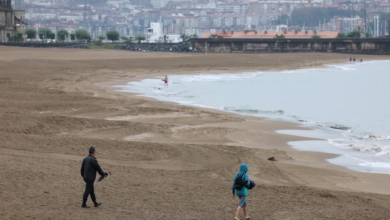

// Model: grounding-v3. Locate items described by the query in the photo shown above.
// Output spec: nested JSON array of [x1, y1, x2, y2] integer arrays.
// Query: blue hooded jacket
[[232, 163, 250, 196]]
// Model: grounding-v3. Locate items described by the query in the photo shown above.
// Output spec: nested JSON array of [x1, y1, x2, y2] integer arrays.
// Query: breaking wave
[[223, 107, 284, 115], [329, 136, 390, 156]]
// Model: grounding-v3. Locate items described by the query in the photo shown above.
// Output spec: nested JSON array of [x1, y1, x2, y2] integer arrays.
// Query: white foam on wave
[[328, 137, 390, 156], [359, 162, 390, 168], [286, 115, 390, 159], [356, 134, 390, 141], [223, 106, 284, 116], [280, 70, 300, 74], [326, 64, 356, 71], [178, 72, 264, 83]]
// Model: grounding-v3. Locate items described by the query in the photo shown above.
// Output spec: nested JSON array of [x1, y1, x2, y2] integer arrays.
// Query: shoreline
[[111, 60, 390, 175], [95, 54, 390, 189], [2, 47, 390, 219]]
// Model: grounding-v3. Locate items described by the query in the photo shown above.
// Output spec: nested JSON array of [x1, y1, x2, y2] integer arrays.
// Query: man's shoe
[[81, 205, 90, 208], [94, 202, 102, 207]]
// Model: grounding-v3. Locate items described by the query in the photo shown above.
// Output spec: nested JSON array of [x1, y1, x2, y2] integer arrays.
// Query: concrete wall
[[191, 39, 390, 55], [0, 42, 85, 48]]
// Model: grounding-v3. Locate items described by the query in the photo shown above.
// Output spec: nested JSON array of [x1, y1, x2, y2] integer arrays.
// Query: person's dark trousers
[[82, 181, 96, 205]]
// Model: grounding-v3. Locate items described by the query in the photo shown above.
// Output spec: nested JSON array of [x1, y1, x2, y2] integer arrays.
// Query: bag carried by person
[[248, 180, 256, 190], [234, 173, 248, 190]]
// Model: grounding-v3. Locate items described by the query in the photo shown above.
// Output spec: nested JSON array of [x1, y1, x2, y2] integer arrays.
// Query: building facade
[[0, 0, 25, 42], [331, 16, 365, 34]]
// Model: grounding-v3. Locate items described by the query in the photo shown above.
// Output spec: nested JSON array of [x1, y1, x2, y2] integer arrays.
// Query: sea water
[[117, 60, 390, 174]]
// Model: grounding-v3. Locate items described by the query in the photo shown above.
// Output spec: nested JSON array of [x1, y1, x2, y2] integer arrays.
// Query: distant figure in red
[[164, 75, 168, 87]]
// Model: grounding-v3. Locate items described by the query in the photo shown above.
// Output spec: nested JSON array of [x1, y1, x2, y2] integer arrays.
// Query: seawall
[[0, 42, 87, 48], [190, 38, 390, 54]]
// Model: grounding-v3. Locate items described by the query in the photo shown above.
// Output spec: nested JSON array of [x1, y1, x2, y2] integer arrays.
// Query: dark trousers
[[83, 181, 96, 204]]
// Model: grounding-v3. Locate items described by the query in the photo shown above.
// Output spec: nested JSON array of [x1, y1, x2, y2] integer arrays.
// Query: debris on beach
[[268, 157, 277, 161]]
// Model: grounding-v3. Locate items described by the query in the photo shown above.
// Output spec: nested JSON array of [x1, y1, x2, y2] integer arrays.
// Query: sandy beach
[[1, 46, 390, 220]]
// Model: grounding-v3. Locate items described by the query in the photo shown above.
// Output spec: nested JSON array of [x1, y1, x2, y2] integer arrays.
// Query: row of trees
[[22, 29, 195, 43], [98, 32, 197, 43], [337, 27, 372, 38], [24, 29, 146, 42], [6, 33, 24, 42], [97, 30, 144, 42], [25, 28, 91, 41]]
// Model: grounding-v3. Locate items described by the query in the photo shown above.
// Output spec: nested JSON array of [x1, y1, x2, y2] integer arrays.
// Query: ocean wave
[[223, 107, 284, 115], [358, 162, 390, 168], [178, 72, 262, 83], [326, 64, 356, 71], [353, 134, 390, 141], [294, 118, 352, 132], [328, 139, 390, 156], [280, 70, 299, 74], [330, 124, 352, 131]]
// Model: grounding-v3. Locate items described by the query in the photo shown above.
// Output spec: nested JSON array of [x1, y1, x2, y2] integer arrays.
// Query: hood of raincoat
[[239, 163, 248, 174]]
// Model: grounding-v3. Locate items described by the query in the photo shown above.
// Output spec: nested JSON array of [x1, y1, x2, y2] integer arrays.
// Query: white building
[[30, 10, 56, 19], [150, 0, 170, 8], [146, 22, 182, 43], [58, 13, 82, 22], [146, 22, 163, 42]]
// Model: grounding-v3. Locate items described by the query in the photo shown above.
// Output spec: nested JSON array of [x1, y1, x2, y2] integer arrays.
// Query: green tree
[[312, 35, 321, 39], [163, 34, 168, 43], [121, 36, 129, 41], [280, 14, 289, 24], [48, 33, 55, 40], [25, 28, 36, 39], [106, 30, 120, 41], [17, 33, 23, 41], [274, 34, 285, 39], [75, 29, 91, 41], [38, 28, 53, 39], [347, 28, 361, 38], [127, 36, 134, 44], [6, 33, 13, 42], [365, 32, 372, 38], [337, 33, 347, 38], [136, 35, 145, 43], [98, 35, 105, 41], [180, 34, 189, 41], [58, 29, 69, 41]]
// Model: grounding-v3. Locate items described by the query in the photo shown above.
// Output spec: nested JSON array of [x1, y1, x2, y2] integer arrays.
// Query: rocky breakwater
[[113, 43, 196, 52]]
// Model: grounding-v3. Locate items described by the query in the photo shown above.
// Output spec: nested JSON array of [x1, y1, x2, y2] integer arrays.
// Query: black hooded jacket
[[80, 155, 105, 182]]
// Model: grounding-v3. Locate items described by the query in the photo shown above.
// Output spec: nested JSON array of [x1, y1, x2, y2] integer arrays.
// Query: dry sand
[[1, 46, 390, 220]]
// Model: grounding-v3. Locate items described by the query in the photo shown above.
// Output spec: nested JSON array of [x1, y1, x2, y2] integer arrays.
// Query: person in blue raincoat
[[232, 163, 250, 220]]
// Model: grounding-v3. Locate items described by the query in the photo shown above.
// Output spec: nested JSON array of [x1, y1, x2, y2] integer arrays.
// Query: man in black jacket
[[80, 146, 107, 208]]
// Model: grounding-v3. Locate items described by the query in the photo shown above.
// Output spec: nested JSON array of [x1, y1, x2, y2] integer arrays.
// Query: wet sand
[[1, 46, 390, 219]]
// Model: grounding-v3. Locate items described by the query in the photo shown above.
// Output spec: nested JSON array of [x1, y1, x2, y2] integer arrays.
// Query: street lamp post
[[364, 1, 367, 34], [278, 7, 282, 32]]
